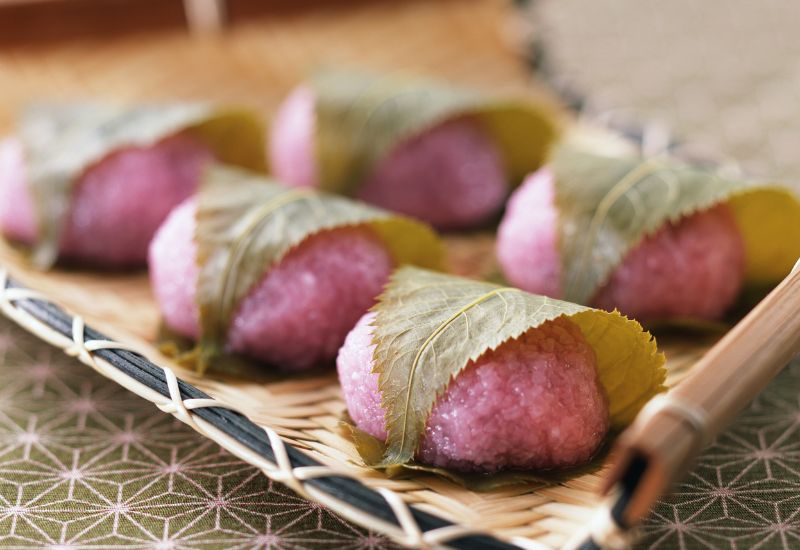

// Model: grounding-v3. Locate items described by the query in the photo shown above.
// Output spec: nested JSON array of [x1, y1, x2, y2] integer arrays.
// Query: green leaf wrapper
[[20, 102, 267, 268], [194, 166, 444, 373], [551, 147, 800, 305], [364, 267, 665, 469], [311, 69, 561, 194]]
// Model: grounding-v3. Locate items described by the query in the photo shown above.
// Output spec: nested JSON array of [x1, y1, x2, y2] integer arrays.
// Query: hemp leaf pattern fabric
[[0, 318, 398, 549], [636, 359, 800, 549]]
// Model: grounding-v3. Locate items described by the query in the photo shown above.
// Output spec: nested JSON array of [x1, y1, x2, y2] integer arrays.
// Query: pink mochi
[[149, 199, 394, 371], [337, 312, 609, 472], [497, 168, 746, 322], [269, 85, 508, 230], [0, 134, 213, 267]]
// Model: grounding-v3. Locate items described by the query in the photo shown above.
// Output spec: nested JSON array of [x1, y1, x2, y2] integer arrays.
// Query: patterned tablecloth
[[640, 360, 800, 549]]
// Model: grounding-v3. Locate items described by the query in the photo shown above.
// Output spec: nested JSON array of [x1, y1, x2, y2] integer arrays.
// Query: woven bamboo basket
[[0, 1, 722, 547]]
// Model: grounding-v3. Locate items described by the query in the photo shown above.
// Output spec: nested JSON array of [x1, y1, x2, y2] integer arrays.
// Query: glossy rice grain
[[269, 85, 508, 229], [0, 134, 212, 266], [149, 199, 394, 371], [337, 312, 609, 472], [497, 168, 746, 321]]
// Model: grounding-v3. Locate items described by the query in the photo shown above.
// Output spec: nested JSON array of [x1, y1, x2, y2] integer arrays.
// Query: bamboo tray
[[0, 1, 724, 547]]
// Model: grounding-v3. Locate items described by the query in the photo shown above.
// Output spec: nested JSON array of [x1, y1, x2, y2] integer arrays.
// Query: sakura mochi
[[268, 71, 558, 230], [496, 147, 800, 323], [0, 103, 265, 268], [149, 166, 441, 373], [337, 267, 666, 475], [0, 135, 212, 267], [270, 86, 507, 229], [338, 312, 609, 472], [150, 200, 394, 371], [497, 169, 746, 322]]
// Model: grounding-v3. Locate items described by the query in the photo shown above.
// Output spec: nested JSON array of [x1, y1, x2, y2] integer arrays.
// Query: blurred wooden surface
[[0, 0, 540, 134], [0, 0, 188, 43], [0, 0, 423, 43]]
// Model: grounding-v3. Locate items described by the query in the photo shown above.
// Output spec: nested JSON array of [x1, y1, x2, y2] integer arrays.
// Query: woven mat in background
[[539, 0, 800, 187]]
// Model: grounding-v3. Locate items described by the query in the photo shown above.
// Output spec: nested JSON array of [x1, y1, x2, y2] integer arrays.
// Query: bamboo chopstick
[[571, 259, 800, 549]]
